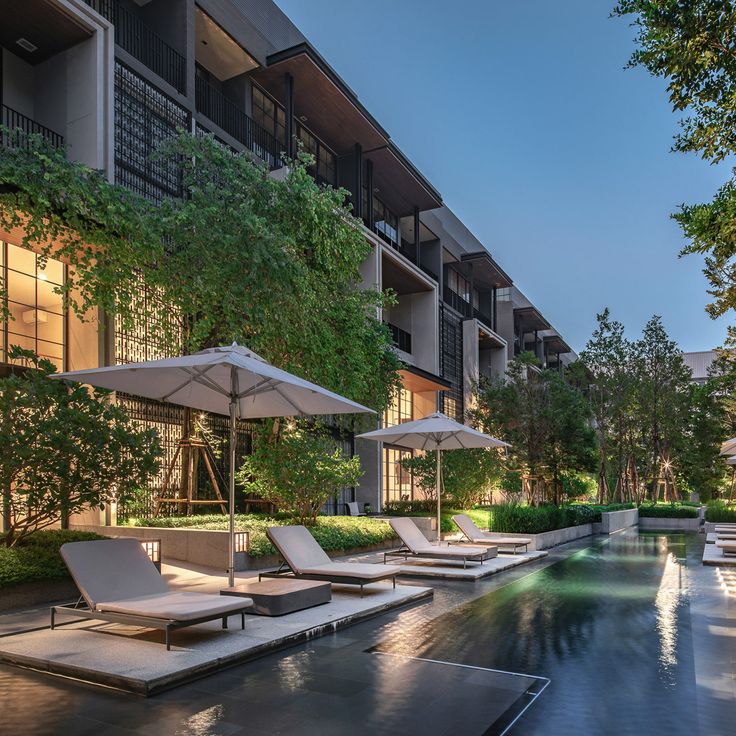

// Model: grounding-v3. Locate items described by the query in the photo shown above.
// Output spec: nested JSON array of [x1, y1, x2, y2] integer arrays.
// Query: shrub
[[489, 504, 586, 534], [705, 500, 736, 523], [638, 504, 699, 518], [0, 530, 107, 587], [131, 514, 397, 557], [569, 502, 636, 522]]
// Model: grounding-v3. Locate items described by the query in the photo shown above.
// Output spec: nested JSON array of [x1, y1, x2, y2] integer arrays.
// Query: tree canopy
[[0, 132, 401, 412]]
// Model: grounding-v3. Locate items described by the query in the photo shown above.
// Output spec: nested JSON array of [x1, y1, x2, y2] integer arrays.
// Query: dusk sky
[[274, 0, 732, 353]]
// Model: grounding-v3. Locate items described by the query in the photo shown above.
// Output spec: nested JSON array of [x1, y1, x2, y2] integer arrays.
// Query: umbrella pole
[[436, 450, 441, 544], [228, 368, 238, 588]]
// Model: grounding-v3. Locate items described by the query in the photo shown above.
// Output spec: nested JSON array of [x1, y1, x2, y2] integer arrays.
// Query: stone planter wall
[[638, 517, 700, 531], [0, 578, 79, 613], [600, 508, 639, 534], [484, 523, 593, 551], [71, 523, 398, 571]]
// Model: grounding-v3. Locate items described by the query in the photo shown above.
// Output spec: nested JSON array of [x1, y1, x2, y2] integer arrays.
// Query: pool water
[[373, 530, 697, 734], [0, 530, 704, 736]]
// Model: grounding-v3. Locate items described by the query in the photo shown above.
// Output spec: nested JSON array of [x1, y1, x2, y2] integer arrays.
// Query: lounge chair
[[452, 514, 531, 554], [263, 525, 400, 596], [52, 539, 253, 650], [346, 501, 365, 516], [716, 539, 736, 557], [385, 517, 493, 568]]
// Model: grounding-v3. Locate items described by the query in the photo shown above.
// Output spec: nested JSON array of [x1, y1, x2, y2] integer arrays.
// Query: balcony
[[1, 105, 64, 149], [196, 77, 284, 169], [84, 0, 186, 94], [386, 322, 412, 355], [443, 285, 472, 318]]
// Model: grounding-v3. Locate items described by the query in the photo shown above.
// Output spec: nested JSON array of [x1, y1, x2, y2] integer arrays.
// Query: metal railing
[[386, 322, 412, 354], [473, 306, 495, 331], [1, 105, 64, 148], [85, 0, 186, 94], [443, 285, 472, 318], [195, 76, 284, 169]]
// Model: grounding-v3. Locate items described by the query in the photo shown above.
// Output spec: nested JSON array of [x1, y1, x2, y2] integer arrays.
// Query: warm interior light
[[234, 531, 250, 553]]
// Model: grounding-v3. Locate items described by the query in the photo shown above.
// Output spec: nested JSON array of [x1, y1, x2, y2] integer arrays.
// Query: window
[[251, 85, 286, 147], [373, 196, 399, 245], [384, 446, 414, 503], [1, 242, 65, 370], [384, 386, 413, 427]]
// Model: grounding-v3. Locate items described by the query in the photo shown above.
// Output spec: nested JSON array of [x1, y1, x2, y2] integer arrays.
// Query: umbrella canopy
[[722, 438, 736, 456], [54, 343, 374, 586], [357, 412, 509, 541]]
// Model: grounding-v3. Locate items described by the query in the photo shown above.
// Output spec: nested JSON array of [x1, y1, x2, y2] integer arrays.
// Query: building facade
[[0, 0, 576, 518]]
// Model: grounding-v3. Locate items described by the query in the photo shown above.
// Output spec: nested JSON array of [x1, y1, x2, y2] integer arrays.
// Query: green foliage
[[705, 500, 736, 522], [569, 502, 636, 522], [638, 503, 699, 519], [399, 448, 502, 508], [236, 421, 362, 526], [612, 2, 736, 320], [381, 501, 491, 533], [0, 530, 107, 588], [130, 514, 397, 558], [0, 349, 162, 547], [472, 353, 595, 505], [0, 132, 401, 413], [489, 504, 591, 534]]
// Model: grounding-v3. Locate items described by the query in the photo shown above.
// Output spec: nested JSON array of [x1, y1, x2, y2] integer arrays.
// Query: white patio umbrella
[[54, 343, 374, 586], [722, 438, 736, 456], [357, 412, 509, 542]]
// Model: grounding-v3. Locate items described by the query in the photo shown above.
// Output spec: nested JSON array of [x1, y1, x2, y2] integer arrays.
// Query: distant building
[[681, 351, 717, 384]]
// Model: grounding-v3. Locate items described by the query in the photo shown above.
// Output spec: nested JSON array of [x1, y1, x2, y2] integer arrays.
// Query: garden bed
[[74, 515, 398, 571], [0, 530, 106, 611], [637, 503, 700, 531]]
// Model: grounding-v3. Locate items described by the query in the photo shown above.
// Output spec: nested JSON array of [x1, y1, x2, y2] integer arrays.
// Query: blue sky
[[273, 0, 731, 353]]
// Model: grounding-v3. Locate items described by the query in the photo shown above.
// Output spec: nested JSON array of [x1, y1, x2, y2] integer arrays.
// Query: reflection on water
[[655, 551, 687, 675], [374, 530, 698, 736]]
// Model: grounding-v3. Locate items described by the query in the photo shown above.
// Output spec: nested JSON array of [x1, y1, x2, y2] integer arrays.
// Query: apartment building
[[0, 0, 576, 515]]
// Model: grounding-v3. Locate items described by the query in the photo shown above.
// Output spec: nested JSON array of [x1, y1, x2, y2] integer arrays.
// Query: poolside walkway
[[0, 559, 431, 695]]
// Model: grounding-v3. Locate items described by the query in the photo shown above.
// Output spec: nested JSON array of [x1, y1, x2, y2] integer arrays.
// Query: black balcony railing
[[196, 76, 284, 169], [85, 0, 186, 94], [1, 105, 64, 149], [419, 262, 438, 282], [386, 322, 412, 354], [473, 306, 495, 331], [443, 285, 472, 318]]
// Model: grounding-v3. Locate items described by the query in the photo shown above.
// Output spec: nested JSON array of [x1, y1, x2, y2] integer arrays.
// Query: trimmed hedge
[[132, 514, 397, 558], [0, 530, 107, 588], [570, 503, 635, 523], [381, 503, 491, 533], [638, 504, 699, 519], [489, 505, 594, 534], [705, 501, 736, 523]]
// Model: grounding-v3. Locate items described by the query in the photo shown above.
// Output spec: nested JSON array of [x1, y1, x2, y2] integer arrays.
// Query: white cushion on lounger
[[97, 591, 253, 620], [267, 525, 332, 572], [298, 562, 400, 579], [389, 517, 487, 557], [452, 514, 530, 545]]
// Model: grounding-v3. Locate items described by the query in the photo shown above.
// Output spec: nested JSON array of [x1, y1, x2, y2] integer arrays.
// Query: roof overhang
[[399, 366, 450, 393], [365, 144, 442, 216], [514, 306, 551, 332], [543, 334, 572, 354], [254, 43, 388, 153], [1, 0, 93, 64], [459, 251, 513, 289], [476, 320, 507, 349]]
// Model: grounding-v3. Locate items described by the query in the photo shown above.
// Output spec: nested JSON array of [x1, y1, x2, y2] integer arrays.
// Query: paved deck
[[367, 548, 548, 580], [702, 542, 736, 566], [0, 558, 432, 696]]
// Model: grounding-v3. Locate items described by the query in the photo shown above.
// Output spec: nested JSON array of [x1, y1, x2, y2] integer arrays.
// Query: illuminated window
[[384, 386, 413, 427], [1, 243, 65, 370], [384, 446, 414, 503]]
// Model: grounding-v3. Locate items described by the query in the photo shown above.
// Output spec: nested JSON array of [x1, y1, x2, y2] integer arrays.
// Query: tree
[[632, 316, 693, 500], [579, 309, 639, 503], [472, 353, 595, 505], [0, 349, 162, 547], [236, 421, 362, 526], [0, 132, 401, 413], [612, 1, 736, 320], [400, 448, 503, 509]]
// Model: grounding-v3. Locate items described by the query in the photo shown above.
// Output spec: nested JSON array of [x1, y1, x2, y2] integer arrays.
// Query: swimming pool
[[0, 530, 710, 735]]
